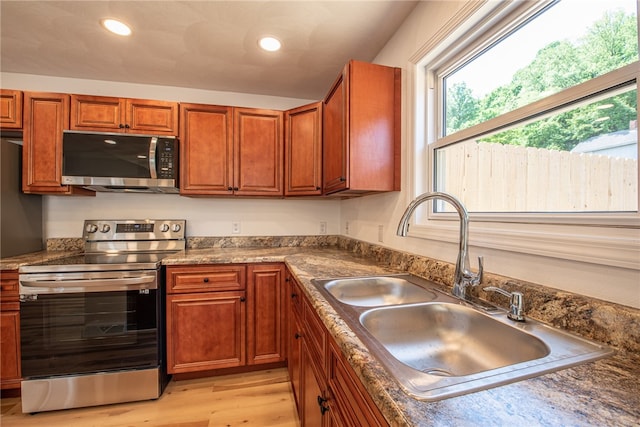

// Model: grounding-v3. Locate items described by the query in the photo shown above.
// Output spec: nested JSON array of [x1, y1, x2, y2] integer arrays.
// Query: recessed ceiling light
[[101, 18, 132, 36], [258, 36, 281, 52]]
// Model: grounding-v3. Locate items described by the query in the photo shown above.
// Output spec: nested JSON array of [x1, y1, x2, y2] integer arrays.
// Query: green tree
[[448, 7, 638, 151], [445, 82, 479, 134]]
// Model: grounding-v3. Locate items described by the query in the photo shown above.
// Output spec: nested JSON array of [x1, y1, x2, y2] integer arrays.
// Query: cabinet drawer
[[0, 271, 19, 304], [303, 299, 326, 372], [167, 265, 246, 294]]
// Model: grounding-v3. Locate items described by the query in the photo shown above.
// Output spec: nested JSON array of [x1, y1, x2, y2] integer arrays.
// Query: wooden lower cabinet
[[327, 339, 388, 427], [286, 270, 388, 426], [0, 270, 21, 390], [302, 341, 327, 427], [166, 263, 286, 375], [167, 291, 246, 373], [247, 264, 286, 365]]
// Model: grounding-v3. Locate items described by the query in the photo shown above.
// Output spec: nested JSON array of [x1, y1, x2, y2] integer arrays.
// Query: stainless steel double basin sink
[[311, 274, 613, 401]]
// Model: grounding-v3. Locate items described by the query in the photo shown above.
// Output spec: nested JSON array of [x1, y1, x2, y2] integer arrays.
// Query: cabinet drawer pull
[[317, 396, 329, 414]]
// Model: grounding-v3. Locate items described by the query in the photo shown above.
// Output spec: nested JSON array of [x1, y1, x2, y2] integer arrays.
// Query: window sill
[[408, 220, 640, 270]]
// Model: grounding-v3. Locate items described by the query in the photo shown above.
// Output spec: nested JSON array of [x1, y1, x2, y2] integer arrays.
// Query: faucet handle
[[471, 256, 483, 286]]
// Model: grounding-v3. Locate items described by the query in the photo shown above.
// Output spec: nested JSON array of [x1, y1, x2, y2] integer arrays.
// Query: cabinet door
[[302, 340, 327, 427], [247, 264, 285, 365], [70, 95, 178, 135], [179, 103, 234, 195], [70, 95, 125, 132], [285, 102, 323, 196], [167, 291, 246, 373], [288, 307, 303, 414], [23, 92, 93, 195], [234, 108, 284, 196], [126, 98, 178, 136], [322, 60, 401, 196], [347, 60, 400, 193], [323, 66, 348, 194], [0, 311, 21, 389], [1, 89, 23, 129]]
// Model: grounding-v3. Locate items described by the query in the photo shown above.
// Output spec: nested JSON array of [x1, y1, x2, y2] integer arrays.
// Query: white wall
[[2, 72, 339, 239], [341, 1, 640, 309], [45, 194, 340, 238]]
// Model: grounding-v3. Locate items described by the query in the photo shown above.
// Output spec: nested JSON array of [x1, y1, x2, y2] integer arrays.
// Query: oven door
[[19, 270, 161, 379]]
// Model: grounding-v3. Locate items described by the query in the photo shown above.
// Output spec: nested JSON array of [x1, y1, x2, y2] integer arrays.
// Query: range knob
[[160, 223, 170, 232], [85, 223, 98, 233], [100, 224, 111, 233], [171, 223, 181, 232]]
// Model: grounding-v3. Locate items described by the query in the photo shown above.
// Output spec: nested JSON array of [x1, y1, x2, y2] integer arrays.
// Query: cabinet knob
[[291, 293, 298, 299], [227, 186, 233, 191], [240, 297, 246, 302], [294, 333, 301, 339], [203, 278, 209, 283], [119, 123, 125, 129], [339, 177, 346, 182]]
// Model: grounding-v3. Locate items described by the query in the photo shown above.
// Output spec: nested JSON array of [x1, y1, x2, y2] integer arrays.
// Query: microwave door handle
[[149, 136, 158, 179]]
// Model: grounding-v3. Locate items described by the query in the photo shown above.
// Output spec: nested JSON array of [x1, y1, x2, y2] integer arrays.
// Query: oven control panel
[[83, 219, 186, 241]]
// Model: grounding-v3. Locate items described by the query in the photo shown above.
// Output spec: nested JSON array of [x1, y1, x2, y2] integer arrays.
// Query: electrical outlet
[[319, 221, 327, 235], [345, 221, 350, 235], [232, 222, 241, 234], [378, 224, 384, 242]]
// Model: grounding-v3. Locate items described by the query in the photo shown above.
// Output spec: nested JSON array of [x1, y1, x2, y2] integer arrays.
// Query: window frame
[[407, 0, 640, 270]]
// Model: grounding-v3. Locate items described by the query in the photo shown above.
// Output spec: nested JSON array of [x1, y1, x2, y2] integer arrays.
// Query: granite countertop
[[5, 245, 639, 426], [164, 247, 640, 427], [0, 250, 82, 271]]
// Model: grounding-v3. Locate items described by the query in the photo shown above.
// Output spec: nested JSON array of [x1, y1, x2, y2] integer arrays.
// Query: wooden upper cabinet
[[285, 102, 323, 196], [1, 89, 23, 129], [233, 108, 284, 196], [323, 60, 401, 196], [70, 95, 178, 135], [179, 103, 233, 195], [22, 92, 93, 196]]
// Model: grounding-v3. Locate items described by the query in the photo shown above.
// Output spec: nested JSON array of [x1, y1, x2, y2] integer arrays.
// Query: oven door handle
[[20, 275, 157, 294]]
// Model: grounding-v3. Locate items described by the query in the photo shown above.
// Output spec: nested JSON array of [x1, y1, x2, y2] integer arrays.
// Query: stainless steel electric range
[[18, 219, 186, 413]]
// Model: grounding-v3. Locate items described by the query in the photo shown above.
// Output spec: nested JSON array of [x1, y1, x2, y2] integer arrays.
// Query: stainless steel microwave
[[62, 131, 179, 193]]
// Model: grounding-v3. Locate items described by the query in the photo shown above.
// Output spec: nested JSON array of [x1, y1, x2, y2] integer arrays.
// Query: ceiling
[[1, 1, 419, 100]]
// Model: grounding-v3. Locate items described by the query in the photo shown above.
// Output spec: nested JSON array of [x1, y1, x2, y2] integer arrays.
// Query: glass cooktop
[[19, 251, 180, 273]]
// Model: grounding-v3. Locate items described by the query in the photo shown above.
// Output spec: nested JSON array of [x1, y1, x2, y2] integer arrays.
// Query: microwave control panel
[[157, 139, 176, 179]]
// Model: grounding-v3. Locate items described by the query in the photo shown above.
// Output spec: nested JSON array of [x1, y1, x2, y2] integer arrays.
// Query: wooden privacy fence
[[435, 141, 638, 212]]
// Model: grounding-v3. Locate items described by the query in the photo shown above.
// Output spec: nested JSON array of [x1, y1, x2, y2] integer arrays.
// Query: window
[[412, 0, 639, 269], [429, 0, 638, 218]]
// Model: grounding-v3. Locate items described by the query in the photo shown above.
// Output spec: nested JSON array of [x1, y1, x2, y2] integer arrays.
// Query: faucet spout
[[396, 191, 483, 299]]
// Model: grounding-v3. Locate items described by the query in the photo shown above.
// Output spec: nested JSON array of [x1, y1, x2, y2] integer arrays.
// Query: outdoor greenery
[[445, 9, 638, 151]]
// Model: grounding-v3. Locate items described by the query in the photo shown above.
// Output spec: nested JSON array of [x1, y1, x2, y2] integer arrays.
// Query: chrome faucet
[[396, 191, 483, 299]]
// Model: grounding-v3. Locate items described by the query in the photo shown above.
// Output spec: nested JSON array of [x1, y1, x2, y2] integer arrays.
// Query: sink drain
[[423, 368, 454, 377]]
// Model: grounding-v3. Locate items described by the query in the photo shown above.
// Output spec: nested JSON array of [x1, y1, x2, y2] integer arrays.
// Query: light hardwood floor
[[1, 368, 300, 427]]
